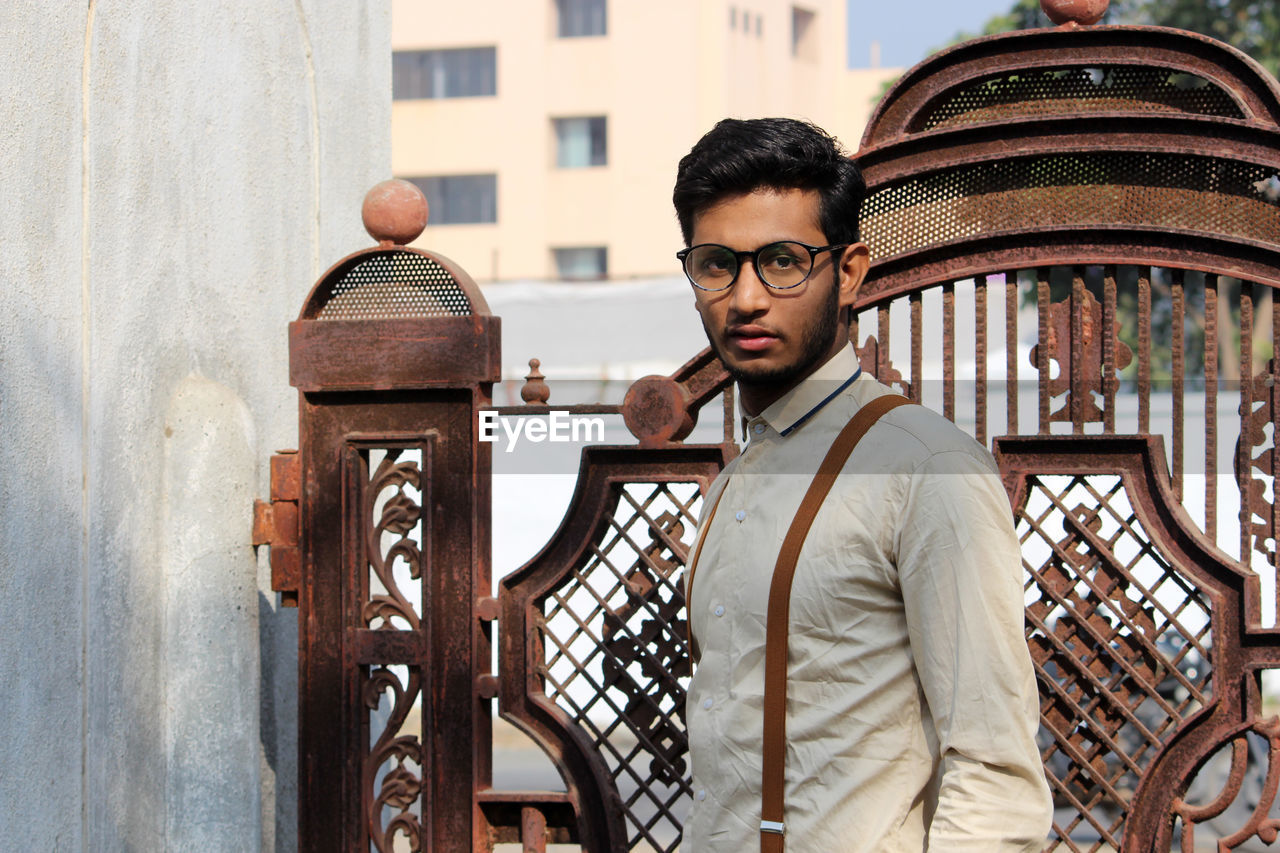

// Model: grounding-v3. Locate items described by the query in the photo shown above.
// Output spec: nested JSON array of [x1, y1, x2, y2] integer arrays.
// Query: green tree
[[1118, 0, 1280, 77], [972, 0, 1280, 77]]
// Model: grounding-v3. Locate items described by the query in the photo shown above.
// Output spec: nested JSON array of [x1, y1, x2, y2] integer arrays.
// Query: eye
[[759, 243, 805, 271], [693, 247, 735, 277]]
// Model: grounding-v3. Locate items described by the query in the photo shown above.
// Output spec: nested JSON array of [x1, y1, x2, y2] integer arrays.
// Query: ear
[[837, 242, 869, 312]]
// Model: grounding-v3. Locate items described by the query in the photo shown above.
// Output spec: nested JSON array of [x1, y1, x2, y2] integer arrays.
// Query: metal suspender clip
[[760, 820, 785, 835]]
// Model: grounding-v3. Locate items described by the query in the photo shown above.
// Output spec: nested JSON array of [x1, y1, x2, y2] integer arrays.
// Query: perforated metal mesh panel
[[315, 252, 472, 320], [863, 151, 1280, 259], [920, 67, 1243, 131]]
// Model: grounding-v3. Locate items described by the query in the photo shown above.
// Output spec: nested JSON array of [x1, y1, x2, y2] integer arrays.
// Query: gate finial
[[361, 178, 429, 247], [1040, 0, 1108, 27], [521, 358, 551, 404]]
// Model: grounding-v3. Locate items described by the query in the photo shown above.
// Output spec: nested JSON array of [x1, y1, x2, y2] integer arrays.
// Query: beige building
[[391, 0, 899, 282]]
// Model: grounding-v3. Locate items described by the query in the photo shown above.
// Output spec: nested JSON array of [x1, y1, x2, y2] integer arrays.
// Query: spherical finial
[[1041, 0, 1108, 27], [361, 179, 429, 246], [622, 375, 694, 448]]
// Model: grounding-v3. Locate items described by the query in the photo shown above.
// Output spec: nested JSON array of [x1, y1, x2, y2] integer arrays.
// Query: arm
[[895, 448, 1053, 851]]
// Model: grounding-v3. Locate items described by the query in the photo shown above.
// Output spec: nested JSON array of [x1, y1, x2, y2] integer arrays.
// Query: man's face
[[690, 188, 867, 411]]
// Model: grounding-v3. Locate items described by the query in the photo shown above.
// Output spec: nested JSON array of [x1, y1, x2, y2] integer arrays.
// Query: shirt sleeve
[[893, 447, 1053, 851]]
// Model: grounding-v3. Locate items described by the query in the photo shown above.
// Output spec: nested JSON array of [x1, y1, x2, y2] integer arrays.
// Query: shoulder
[[701, 454, 743, 511], [852, 379, 997, 477]]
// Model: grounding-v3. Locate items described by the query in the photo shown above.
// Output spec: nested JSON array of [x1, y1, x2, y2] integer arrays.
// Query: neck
[[738, 384, 784, 418]]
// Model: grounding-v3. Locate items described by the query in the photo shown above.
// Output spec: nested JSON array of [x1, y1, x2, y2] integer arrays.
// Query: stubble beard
[[704, 281, 842, 394]]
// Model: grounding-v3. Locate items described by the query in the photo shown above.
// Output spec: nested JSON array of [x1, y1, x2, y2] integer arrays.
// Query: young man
[[674, 118, 1052, 851]]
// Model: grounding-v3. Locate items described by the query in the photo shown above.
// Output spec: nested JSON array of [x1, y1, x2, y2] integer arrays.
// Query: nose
[[729, 255, 771, 316]]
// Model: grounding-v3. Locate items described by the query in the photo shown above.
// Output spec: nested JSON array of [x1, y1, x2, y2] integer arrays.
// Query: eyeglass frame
[[676, 240, 851, 292]]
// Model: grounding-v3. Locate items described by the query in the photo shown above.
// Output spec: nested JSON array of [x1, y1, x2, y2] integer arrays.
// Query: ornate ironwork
[[270, 11, 1280, 853], [1240, 358, 1280, 565], [363, 665, 424, 852], [1172, 717, 1280, 851], [499, 447, 732, 853], [599, 509, 692, 789], [363, 449, 424, 631], [853, 332, 908, 396], [358, 448, 427, 850], [538, 485, 696, 853], [280, 178, 499, 852], [1018, 470, 1213, 847], [1028, 285, 1133, 428]]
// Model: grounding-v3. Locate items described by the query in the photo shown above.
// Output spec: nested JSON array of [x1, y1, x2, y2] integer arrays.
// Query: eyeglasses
[[676, 241, 849, 292]]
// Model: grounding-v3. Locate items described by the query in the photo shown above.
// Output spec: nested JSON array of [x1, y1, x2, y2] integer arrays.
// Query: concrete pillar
[[0, 2, 389, 850], [163, 376, 259, 851]]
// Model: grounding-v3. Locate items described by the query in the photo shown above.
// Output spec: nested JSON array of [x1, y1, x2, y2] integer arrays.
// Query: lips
[[727, 324, 780, 353]]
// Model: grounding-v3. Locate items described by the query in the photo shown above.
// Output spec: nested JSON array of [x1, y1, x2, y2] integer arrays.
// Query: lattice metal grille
[[1019, 474, 1214, 850], [316, 252, 471, 320], [862, 152, 1280, 259], [920, 66, 1243, 131], [537, 482, 701, 853]]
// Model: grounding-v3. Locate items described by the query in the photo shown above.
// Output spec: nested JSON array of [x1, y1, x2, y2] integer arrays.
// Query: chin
[[725, 359, 806, 388]]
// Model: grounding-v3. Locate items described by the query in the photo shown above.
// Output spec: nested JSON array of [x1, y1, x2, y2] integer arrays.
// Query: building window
[[556, 0, 607, 37], [554, 247, 608, 280], [403, 174, 497, 225], [730, 7, 737, 30], [393, 47, 496, 100], [791, 6, 817, 60], [554, 117, 607, 168], [756, 14, 764, 36]]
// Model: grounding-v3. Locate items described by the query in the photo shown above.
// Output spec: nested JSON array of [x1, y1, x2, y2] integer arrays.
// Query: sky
[[847, 0, 1025, 69]]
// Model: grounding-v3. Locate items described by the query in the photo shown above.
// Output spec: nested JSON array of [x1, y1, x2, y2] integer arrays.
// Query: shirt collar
[[748, 344, 863, 437]]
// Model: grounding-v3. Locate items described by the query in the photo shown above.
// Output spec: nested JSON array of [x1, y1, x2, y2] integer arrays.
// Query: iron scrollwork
[[363, 449, 424, 631], [363, 666, 424, 852], [361, 447, 427, 850]]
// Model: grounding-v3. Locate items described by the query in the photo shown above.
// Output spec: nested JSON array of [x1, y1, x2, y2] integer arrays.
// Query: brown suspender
[[685, 393, 913, 852]]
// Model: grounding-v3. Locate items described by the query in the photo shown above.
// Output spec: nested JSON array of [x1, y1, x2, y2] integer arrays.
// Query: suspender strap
[[759, 394, 911, 853]]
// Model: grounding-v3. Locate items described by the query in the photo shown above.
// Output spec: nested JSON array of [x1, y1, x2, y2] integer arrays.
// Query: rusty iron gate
[[253, 7, 1280, 852]]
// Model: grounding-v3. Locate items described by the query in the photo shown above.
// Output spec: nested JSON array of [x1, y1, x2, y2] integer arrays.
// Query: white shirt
[[684, 344, 1052, 852]]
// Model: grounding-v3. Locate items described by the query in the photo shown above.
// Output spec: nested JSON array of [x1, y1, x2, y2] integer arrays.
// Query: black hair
[[672, 117, 866, 246]]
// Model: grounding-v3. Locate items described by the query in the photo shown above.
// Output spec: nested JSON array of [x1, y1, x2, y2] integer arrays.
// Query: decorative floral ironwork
[[855, 334, 908, 396], [1173, 717, 1280, 851], [1028, 288, 1132, 426], [362, 450, 423, 631], [363, 665, 423, 853], [1239, 358, 1279, 564]]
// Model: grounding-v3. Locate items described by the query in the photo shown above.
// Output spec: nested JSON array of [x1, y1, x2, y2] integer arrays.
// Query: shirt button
[[702, 697, 713, 710], [696, 789, 707, 801], [735, 510, 746, 522], [753, 423, 766, 435], [714, 605, 725, 617]]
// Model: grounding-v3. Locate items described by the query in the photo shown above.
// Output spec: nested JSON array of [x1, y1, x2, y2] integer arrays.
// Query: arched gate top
[[863, 25, 1280, 148], [296, 179, 490, 321], [288, 179, 498, 393], [298, 247, 489, 321], [854, 24, 1280, 302]]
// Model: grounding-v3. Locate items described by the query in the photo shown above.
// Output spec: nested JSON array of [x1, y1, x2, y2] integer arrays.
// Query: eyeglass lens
[[685, 241, 814, 290]]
